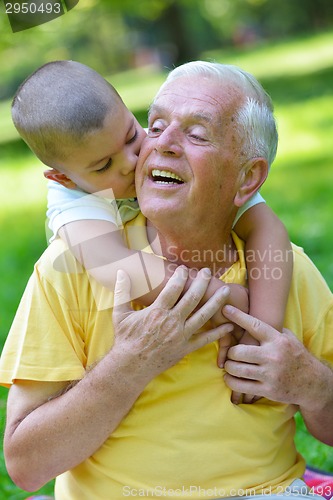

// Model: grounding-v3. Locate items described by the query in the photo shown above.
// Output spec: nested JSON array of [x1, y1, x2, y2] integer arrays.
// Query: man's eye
[[189, 134, 207, 142], [96, 158, 112, 173], [148, 126, 164, 137], [190, 134, 205, 141], [127, 129, 138, 144], [148, 120, 164, 135], [149, 127, 161, 134]]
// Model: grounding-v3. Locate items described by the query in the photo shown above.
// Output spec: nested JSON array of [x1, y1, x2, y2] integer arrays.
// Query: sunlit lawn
[[1, 31, 333, 498]]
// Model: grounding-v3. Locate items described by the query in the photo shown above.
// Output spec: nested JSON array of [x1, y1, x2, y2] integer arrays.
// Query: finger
[[217, 331, 236, 368], [224, 373, 262, 398], [224, 358, 261, 381], [227, 344, 261, 364], [231, 391, 244, 405], [243, 394, 262, 404], [191, 323, 234, 351], [113, 270, 132, 315], [223, 305, 277, 344], [154, 266, 189, 309], [219, 329, 258, 369], [185, 286, 230, 335], [176, 268, 213, 319], [230, 391, 260, 405]]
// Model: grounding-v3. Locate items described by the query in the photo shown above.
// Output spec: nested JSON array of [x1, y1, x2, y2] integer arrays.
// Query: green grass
[[1, 30, 333, 497]]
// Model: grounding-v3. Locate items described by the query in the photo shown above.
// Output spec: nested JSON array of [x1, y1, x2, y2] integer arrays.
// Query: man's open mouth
[[151, 169, 184, 185]]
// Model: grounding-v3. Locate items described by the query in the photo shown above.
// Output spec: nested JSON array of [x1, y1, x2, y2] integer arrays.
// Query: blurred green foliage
[[1, 0, 333, 100]]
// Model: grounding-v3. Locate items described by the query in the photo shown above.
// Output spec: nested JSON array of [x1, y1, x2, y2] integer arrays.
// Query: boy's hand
[[228, 330, 261, 404], [214, 284, 249, 368]]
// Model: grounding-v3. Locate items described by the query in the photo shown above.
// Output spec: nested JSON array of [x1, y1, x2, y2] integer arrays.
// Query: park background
[[0, 0, 333, 497]]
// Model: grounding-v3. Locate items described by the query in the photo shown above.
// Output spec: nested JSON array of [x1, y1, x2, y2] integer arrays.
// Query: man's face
[[135, 75, 245, 231]]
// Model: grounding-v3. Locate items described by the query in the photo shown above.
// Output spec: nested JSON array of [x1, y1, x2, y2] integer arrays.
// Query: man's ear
[[43, 169, 77, 189], [234, 158, 268, 208]]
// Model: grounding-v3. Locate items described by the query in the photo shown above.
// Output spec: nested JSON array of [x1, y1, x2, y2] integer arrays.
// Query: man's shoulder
[[291, 243, 330, 287], [290, 243, 333, 314], [36, 238, 84, 279]]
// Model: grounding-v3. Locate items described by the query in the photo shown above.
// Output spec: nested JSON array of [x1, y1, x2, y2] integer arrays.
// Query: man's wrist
[[299, 357, 333, 413], [105, 347, 154, 392]]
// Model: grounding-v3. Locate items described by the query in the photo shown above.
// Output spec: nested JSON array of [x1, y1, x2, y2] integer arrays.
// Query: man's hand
[[112, 267, 235, 380], [227, 330, 260, 405], [212, 283, 249, 369], [222, 305, 328, 407]]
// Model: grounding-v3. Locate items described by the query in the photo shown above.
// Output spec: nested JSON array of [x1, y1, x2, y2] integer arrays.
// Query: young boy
[[12, 60, 292, 393]]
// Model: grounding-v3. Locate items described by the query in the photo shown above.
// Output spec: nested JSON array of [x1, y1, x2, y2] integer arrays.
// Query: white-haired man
[[1, 61, 333, 500]]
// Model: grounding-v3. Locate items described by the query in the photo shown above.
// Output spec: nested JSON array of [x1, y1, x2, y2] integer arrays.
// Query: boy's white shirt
[[232, 190, 265, 227], [46, 180, 140, 241], [46, 180, 265, 241]]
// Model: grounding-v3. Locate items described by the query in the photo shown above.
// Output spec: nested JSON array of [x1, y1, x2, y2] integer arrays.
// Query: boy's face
[[46, 100, 146, 199]]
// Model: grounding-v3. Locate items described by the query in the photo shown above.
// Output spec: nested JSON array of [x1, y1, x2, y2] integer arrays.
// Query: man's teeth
[[151, 169, 184, 184]]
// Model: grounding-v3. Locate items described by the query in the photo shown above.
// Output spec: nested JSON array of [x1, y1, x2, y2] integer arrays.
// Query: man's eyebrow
[[148, 104, 163, 118], [148, 105, 214, 124], [192, 112, 214, 124]]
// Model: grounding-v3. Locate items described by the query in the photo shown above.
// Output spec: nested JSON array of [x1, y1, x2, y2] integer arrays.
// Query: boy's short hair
[[12, 60, 122, 166]]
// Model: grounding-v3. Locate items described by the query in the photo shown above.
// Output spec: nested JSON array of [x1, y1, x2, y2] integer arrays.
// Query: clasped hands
[[113, 266, 307, 406]]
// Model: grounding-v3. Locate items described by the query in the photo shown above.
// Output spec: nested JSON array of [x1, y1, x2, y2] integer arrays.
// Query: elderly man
[[1, 61, 333, 500]]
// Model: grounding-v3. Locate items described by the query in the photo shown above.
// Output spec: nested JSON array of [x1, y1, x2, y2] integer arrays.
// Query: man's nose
[[154, 126, 182, 156]]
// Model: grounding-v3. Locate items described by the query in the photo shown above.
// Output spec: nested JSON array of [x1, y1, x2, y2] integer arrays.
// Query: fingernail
[[202, 268, 211, 277], [225, 324, 234, 333], [177, 266, 188, 278], [223, 304, 233, 314]]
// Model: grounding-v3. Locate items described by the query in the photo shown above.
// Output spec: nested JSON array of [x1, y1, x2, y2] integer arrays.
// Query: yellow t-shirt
[[1, 214, 333, 500]]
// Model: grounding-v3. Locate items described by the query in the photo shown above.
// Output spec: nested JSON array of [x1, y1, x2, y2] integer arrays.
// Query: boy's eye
[[96, 158, 112, 173], [126, 129, 138, 144]]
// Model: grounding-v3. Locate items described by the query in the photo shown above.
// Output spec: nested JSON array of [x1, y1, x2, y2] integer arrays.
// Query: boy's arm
[[234, 203, 293, 332], [231, 203, 293, 403], [59, 219, 171, 305], [59, 219, 249, 312]]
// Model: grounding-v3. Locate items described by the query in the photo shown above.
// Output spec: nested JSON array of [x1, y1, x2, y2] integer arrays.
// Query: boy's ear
[[43, 169, 77, 189], [234, 158, 268, 208]]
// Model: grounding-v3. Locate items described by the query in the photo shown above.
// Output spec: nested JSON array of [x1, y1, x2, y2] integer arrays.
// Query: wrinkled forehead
[[151, 76, 244, 123]]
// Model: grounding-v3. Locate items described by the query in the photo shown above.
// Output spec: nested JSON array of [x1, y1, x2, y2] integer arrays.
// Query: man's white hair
[[155, 61, 278, 167]]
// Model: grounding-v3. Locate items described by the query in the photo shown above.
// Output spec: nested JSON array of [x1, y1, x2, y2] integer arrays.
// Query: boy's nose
[[121, 154, 137, 175]]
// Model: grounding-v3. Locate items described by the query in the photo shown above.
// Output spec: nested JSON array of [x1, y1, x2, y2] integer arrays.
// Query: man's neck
[[147, 219, 238, 278]]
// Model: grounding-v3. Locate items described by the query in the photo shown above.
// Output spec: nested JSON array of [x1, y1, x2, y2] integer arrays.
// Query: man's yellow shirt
[[1, 213, 333, 499]]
